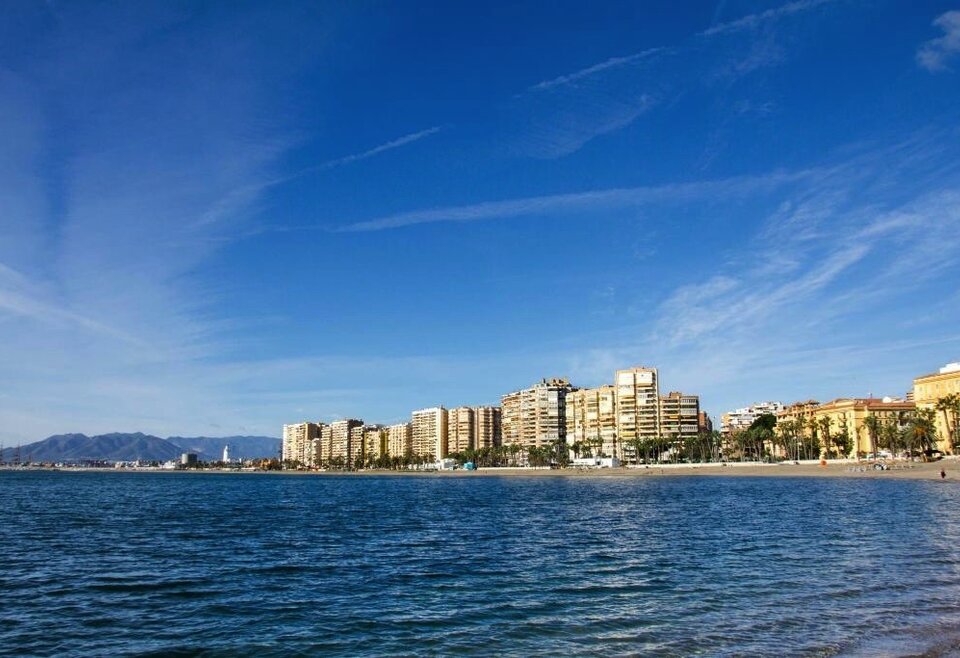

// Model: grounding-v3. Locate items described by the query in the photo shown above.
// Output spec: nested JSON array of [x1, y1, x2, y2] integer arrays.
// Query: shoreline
[[2, 459, 955, 481]]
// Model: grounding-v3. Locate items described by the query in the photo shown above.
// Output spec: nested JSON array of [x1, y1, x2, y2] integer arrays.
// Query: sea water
[[2, 470, 960, 656]]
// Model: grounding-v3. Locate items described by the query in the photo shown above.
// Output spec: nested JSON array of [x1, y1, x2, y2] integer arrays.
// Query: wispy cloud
[[700, 0, 836, 37], [529, 48, 662, 91], [316, 126, 442, 169], [335, 170, 805, 232], [917, 10, 960, 72], [505, 0, 838, 158]]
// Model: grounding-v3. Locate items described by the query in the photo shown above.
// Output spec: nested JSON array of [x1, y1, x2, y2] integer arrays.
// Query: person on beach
[[941, 468, 947, 480]]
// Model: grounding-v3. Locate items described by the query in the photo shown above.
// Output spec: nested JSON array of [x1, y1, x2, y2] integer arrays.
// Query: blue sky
[[2, 0, 960, 442]]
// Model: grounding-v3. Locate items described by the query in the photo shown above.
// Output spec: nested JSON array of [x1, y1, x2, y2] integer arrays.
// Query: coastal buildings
[[412, 407, 448, 460], [914, 362, 960, 453], [282, 422, 321, 465], [331, 419, 363, 464], [502, 378, 574, 451], [319, 425, 333, 465], [616, 367, 660, 463], [566, 385, 618, 458], [473, 406, 502, 449], [721, 401, 784, 434], [774, 398, 915, 458], [363, 425, 387, 461], [447, 406, 475, 454], [659, 391, 701, 447], [387, 422, 412, 458]]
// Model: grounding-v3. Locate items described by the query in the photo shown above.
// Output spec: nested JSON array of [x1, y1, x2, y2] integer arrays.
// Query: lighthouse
[[222, 444, 230, 463]]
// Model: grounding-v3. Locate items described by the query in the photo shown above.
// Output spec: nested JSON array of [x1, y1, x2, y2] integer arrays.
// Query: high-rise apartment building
[[501, 378, 574, 450], [319, 424, 333, 466], [566, 385, 618, 457], [282, 422, 321, 465], [447, 406, 475, 454], [387, 422, 412, 458], [363, 425, 387, 461], [659, 391, 701, 448], [615, 367, 660, 462], [411, 407, 448, 460], [473, 406, 502, 449], [330, 419, 363, 464]]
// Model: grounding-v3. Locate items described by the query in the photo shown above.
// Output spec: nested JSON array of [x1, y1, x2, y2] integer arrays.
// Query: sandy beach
[[7, 459, 956, 481]]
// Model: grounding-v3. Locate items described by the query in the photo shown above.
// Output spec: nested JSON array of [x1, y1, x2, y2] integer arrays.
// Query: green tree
[[863, 414, 882, 459]]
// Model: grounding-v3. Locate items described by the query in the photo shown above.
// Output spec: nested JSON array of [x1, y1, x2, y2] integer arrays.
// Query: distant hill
[[166, 436, 280, 460], [1, 432, 182, 462], [0, 432, 280, 463]]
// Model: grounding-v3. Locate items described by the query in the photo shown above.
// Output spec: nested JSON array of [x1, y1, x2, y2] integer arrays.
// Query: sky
[[2, 0, 960, 442]]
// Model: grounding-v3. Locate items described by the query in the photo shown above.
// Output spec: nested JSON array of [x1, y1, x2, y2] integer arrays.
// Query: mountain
[[0, 432, 282, 463], [1, 432, 182, 462], [166, 436, 280, 460]]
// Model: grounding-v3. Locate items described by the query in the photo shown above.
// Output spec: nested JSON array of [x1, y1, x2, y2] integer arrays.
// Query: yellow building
[[330, 419, 363, 464], [363, 425, 387, 461], [411, 407, 448, 461], [282, 422, 321, 466], [447, 406, 475, 454], [659, 391, 700, 448], [615, 367, 660, 463], [473, 406, 501, 449], [387, 422, 412, 458], [914, 362, 960, 453], [501, 378, 574, 451], [566, 385, 618, 458], [777, 398, 915, 458]]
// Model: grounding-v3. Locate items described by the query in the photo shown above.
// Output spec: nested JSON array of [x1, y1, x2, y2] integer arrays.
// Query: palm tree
[[817, 416, 833, 460], [863, 414, 882, 459], [936, 394, 960, 452], [908, 408, 939, 457]]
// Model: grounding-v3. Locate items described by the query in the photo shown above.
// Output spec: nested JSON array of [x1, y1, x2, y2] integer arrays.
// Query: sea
[[2, 470, 960, 657]]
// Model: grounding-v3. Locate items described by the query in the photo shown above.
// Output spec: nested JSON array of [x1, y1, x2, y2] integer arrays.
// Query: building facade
[[659, 391, 701, 450], [387, 422, 413, 458], [501, 378, 574, 451], [473, 406, 502, 449], [914, 362, 960, 453], [615, 367, 660, 463], [282, 422, 321, 466], [362, 425, 386, 461], [330, 419, 363, 464], [447, 406, 475, 454], [411, 407, 448, 460], [565, 385, 618, 458]]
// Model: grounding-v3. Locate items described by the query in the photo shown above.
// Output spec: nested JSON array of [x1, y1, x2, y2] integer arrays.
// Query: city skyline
[[2, 2, 960, 443]]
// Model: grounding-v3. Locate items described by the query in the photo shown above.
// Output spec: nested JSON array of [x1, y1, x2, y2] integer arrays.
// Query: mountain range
[[0, 432, 280, 463]]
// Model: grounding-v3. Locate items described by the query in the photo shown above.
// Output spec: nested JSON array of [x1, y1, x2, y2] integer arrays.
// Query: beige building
[[566, 385, 618, 458], [473, 406, 502, 449], [502, 378, 574, 451], [319, 424, 333, 466], [776, 398, 915, 458], [387, 422, 413, 458], [363, 425, 387, 461], [282, 422, 321, 466], [330, 419, 363, 464], [447, 406, 475, 454], [914, 362, 960, 453], [659, 391, 701, 448], [615, 367, 660, 463], [411, 407, 448, 460]]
